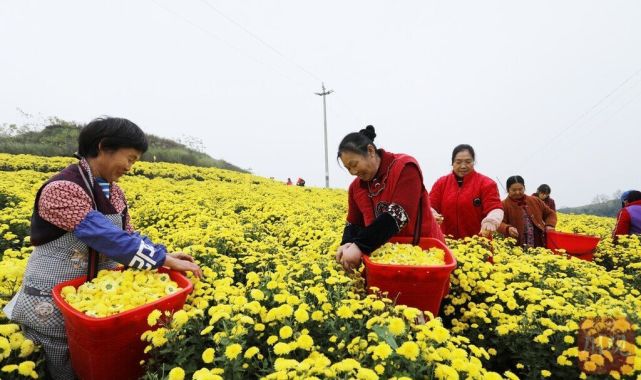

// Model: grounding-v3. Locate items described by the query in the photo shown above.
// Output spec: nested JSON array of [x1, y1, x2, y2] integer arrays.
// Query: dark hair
[[537, 184, 551, 194], [506, 175, 525, 190], [624, 190, 641, 203], [451, 144, 475, 164], [78, 117, 148, 158], [337, 125, 377, 158]]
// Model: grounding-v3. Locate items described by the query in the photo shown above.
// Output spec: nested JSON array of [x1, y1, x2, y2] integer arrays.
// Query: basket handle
[[412, 196, 423, 245]]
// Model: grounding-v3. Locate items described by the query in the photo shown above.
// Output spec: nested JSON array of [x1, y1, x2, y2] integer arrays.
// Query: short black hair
[[506, 175, 525, 190], [337, 125, 377, 158], [78, 117, 148, 158], [537, 184, 551, 194], [451, 144, 475, 164], [624, 190, 641, 203]]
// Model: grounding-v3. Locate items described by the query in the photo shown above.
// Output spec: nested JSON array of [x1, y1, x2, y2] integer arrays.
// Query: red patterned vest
[[349, 152, 444, 242]]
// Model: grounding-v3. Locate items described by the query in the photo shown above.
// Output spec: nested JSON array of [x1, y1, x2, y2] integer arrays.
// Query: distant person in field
[[429, 144, 503, 239], [286, 177, 293, 185], [5, 117, 202, 379], [613, 190, 641, 241], [498, 175, 557, 248], [335, 125, 444, 272], [533, 184, 556, 211], [296, 177, 305, 187]]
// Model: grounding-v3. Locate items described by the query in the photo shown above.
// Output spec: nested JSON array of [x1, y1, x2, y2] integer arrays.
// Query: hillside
[[558, 198, 621, 217], [0, 121, 246, 172]]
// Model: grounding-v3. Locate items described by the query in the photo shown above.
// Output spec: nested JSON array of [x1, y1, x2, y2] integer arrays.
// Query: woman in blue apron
[[6, 117, 203, 379]]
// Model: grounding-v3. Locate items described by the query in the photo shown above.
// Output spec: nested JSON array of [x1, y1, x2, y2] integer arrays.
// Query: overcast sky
[[1, 1, 640, 208]]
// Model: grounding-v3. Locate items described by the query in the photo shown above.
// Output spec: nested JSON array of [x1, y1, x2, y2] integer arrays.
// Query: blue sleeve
[[131, 231, 155, 247], [73, 210, 167, 269]]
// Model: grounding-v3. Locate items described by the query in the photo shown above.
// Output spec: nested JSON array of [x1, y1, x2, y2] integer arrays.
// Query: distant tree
[[612, 189, 623, 201], [177, 134, 206, 153], [591, 194, 610, 204], [0, 123, 31, 137]]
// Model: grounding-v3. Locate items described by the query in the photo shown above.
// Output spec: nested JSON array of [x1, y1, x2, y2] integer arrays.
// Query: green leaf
[[372, 324, 398, 349]]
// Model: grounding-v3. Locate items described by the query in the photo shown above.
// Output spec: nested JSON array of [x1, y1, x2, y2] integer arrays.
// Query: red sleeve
[[38, 181, 93, 231], [429, 176, 444, 213], [613, 209, 631, 237], [346, 183, 364, 226], [390, 165, 422, 229], [480, 177, 503, 216], [549, 198, 556, 212]]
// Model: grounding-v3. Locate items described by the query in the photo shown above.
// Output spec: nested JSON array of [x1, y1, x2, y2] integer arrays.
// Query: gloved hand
[[480, 208, 503, 237]]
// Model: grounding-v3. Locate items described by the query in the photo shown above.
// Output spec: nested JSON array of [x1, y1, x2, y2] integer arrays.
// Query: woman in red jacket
[[335, 125, 444, 272], [429, 144, 503, 239], [498, 175, 556, 247]]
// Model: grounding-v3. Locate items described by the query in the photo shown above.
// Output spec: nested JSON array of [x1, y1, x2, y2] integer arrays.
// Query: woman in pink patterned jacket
[[6, 117, 202, 380]]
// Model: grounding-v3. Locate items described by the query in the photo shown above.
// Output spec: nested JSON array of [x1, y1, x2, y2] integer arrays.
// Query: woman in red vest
[[429, 144, 503, 239], [335, 125, 444, 272]]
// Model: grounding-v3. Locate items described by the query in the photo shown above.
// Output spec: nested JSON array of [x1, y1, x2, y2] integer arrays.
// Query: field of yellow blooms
[[0, 153, 640, 380]]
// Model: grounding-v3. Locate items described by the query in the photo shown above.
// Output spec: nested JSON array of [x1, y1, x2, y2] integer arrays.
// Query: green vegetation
[[0, 119, 246, 172], [558, 199, 621, 217]]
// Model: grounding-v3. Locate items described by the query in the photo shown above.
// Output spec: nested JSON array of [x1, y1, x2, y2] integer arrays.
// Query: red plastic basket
[[52, 267, 193, 380], [546, 230, 601, 261], [362, 237, 457, 316]]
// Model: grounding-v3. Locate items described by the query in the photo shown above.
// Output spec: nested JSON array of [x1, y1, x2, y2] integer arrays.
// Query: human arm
[[74, 212, 203, 276], [480, 209, 504, 236], [73, 211, 167, 269], [478, 179, 504, 236], [336, 223, 361, 265], [39, 181, 200, 276], [498, 222, 519, 238], [613, 209, 631, 238]]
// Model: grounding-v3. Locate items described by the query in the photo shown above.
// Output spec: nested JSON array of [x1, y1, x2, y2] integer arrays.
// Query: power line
[[518, 65, 641, 167], [545, 86, 641, 163], [149, 0, 309, 89], [198, 0, 324, 83], [151, 0, 369, 134]]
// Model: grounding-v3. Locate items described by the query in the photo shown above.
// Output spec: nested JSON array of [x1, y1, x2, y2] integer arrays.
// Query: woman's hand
[[507, 226, 519, 238], [164, 253, 203, 279], [335, 243, 353, 263], [340, 243, 363, 273], [545, 226, 555, 231], [480, 221, 497, 237], [431, 209, 444, 225], [480, 210, 502, 237]]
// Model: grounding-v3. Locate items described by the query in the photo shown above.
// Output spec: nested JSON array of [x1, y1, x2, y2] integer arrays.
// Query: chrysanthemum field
[[0, 153, 639, 379]]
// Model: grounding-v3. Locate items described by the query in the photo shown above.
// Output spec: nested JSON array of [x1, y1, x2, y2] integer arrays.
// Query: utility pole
[[315, 83, 333, 188]]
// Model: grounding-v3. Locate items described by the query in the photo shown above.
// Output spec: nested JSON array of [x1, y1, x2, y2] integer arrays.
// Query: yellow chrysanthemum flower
[[168, 367, 185, 380], [202, 347, 215, 363], [224, 343, 242, 360]]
